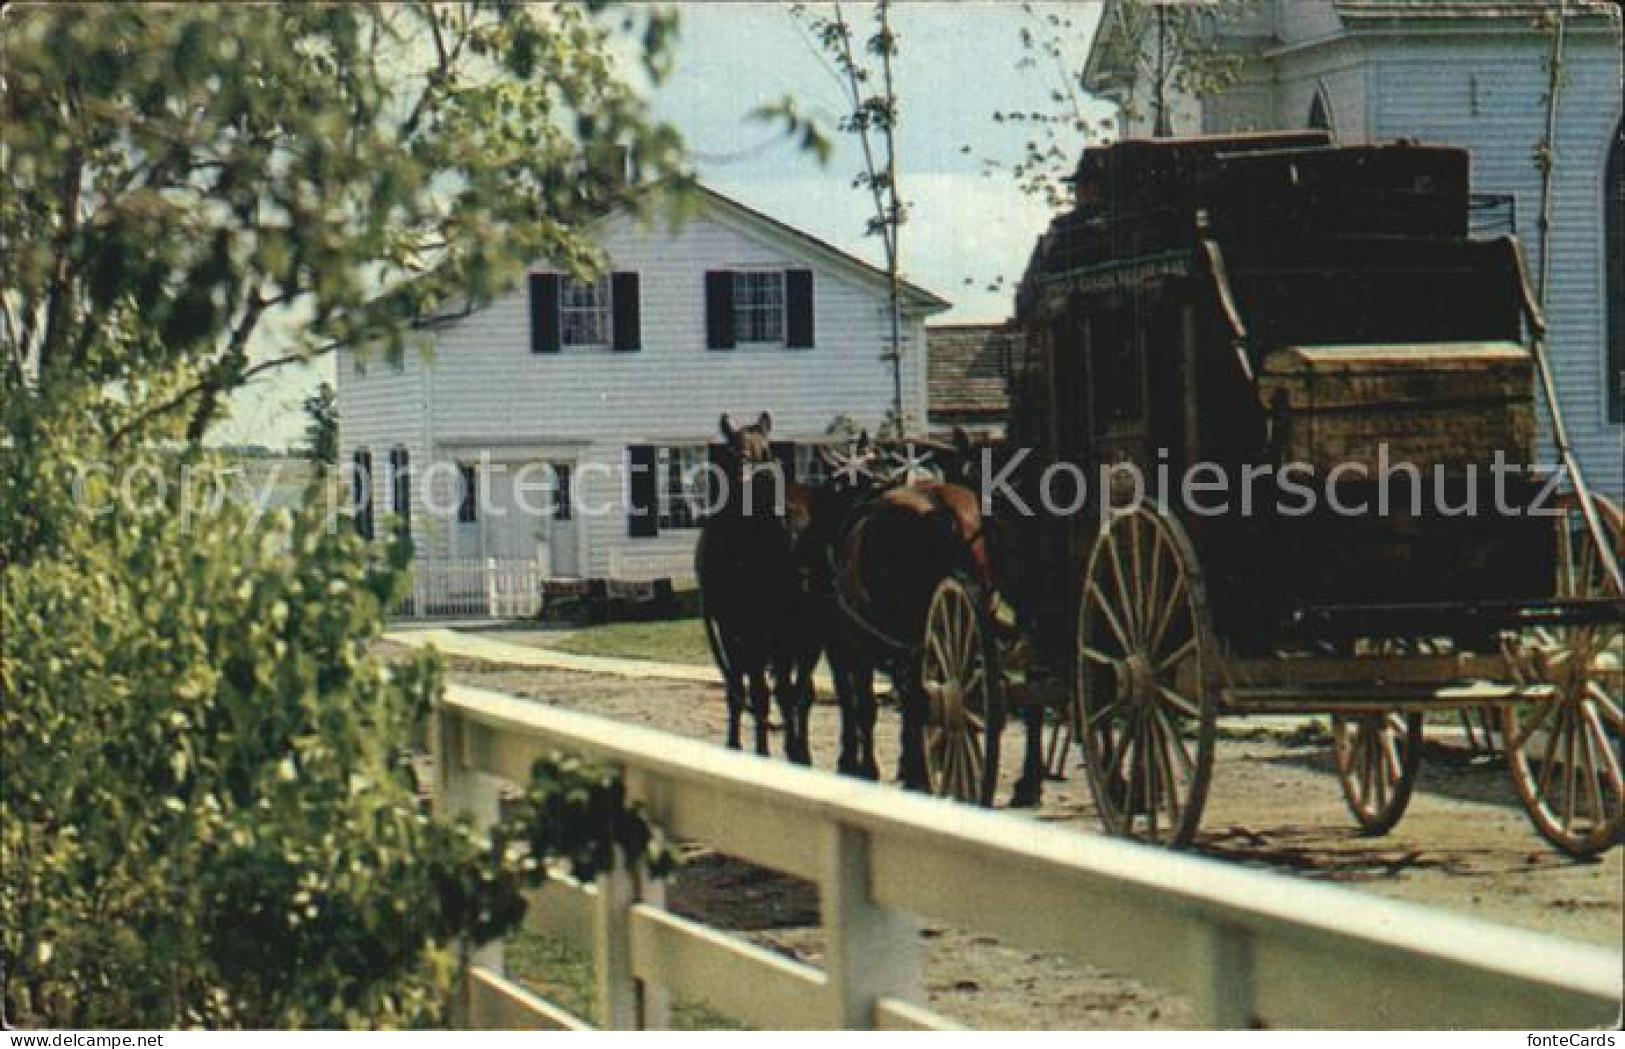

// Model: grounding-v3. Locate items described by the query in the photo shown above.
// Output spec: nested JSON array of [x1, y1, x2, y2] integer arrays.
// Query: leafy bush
[[0, 428, 669, 1027], [2, 1, 688, 1027]]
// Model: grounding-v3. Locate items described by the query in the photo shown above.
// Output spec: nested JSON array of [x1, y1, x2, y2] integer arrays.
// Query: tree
[[2, 2, 688, 447], [759, 2, 912, 436], [974, 1, 1250, 213], [1, 2, 683, 1027], [1100, 0, 1244, 138], [302, 381, 339, 471]]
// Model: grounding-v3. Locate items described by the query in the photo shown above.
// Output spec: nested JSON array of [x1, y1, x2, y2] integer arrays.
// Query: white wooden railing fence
[[437, 683, 1622, 1031], [395, 559, 542, 619]]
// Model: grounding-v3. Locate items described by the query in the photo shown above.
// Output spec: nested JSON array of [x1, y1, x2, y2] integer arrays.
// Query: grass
[[545, 616, 713, 667], [505, 929, 747, 1030]]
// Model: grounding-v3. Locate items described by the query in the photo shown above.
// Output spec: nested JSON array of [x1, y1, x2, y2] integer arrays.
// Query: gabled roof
[[413, 179, 951, 328], [692, 184, 950, 313]]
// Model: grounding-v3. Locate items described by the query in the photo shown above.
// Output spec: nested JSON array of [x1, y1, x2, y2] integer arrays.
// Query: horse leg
[[749, 667, 772, 757], [724, 671, 745, 751], [834, 663, 859, 775], [895, 667, 929, 791], [772, 656, 808, 766], [856, 665, 880, 781], [1010, 701, 1046, 808], [795, 660, 816, 766]]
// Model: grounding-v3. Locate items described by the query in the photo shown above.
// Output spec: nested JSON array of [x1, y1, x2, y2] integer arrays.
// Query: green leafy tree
[[302, 381, 340, 472], [2, 2, 688, 444], [2, 2, 683, 1028]]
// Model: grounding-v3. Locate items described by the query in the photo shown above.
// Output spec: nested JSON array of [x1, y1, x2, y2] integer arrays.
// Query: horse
[[789, 438, 886, 780], [694, 412, 812, 763], [791, 432, 1030, 800]]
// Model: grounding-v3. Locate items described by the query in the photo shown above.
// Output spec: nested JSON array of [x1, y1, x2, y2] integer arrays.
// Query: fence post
[[485, 557, 498, 617], [434, 708, 505, 1024], [820, 822, 922, 1028], [593, 849, 641, 1029], [1190, 923, 1256, 1029]]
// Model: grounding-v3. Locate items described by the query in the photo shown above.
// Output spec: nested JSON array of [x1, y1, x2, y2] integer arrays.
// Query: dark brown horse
[[695, 412, 812, 763], [789, 440, 885, 778], [790, 430, 1007, 796]]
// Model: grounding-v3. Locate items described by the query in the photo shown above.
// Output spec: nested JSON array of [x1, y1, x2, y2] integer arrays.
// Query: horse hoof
[[1009, 779, 1043, 808]]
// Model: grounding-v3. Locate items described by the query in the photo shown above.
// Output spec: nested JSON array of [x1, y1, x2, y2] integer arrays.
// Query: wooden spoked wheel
[[920, 571, 1005, 805], [1502, 493, 1624, 857], [1076, 505, 1217, 848], [1332, 712, 1424, 834]]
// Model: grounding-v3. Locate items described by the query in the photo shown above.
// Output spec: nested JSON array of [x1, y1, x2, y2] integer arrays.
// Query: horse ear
[[756, 411, 772, 435], [719, 413, 734, 441]]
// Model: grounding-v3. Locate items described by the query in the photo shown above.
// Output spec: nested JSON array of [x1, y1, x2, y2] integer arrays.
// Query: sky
[[215, 2, 1111, 449]]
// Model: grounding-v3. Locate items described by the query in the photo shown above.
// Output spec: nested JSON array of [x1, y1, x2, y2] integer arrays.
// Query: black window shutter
[[353, 449, 374, 540], [390, 447, 411, 533], [457, 463, 478, 523], [705, 271, 735, 350], [786, 269, 815, 348], [530, 273, 560, 353], [612, 272, 641, 351], [627, 445, 659, 537]]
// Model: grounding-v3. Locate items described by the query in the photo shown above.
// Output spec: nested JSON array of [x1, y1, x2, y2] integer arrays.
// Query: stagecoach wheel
[[1459, 707, 1502, 761], [1502, 494, 1624, 857], [920, 571, 1005, 806], [1332, 712, 1424, 835], [1076, 505, 1217, 848]]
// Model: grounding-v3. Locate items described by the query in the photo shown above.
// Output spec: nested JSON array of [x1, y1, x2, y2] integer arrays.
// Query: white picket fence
[[395, 558, 543, 619], [436, 683, 1622, 1031]]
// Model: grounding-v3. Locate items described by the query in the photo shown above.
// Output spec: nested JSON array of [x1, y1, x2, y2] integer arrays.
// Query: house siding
[[335, 347, 433, 553], [339, 194, 939, 585]]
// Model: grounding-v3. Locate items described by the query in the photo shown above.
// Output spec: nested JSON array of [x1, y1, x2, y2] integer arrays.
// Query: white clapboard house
[[338, 184, 948, 613], [1084, 0, 1623, 496]]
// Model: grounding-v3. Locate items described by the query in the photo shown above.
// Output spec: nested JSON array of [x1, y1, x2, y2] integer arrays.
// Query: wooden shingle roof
[[927, 323, 1018, 426]]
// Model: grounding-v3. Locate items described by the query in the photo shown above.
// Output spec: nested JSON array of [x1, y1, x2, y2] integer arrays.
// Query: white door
[[487, 465, 545, 563], [547, 462, 579, 577]]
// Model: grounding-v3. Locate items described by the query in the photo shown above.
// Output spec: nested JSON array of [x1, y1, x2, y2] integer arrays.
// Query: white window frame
[[656, 446, 706, 530], [560, 275, 613, 349], [733, 270, 786, 346], [794, 443, 829, 488]]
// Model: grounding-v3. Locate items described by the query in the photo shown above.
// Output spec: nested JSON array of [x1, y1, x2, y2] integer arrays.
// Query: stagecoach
[[918, 132, 1624, 856]]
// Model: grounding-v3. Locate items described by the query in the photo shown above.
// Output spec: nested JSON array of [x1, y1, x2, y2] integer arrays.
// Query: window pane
[[733, 271, 785, 343], [560, 276, 611, 347], [657, 446, 706, 529]]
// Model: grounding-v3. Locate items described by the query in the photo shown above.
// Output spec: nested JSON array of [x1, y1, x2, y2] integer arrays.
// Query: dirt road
[[407, 648, 1621, 1029]]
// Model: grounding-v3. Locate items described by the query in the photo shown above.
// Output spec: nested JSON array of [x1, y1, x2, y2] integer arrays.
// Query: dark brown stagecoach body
[[1010, 132, 1558, 657]]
